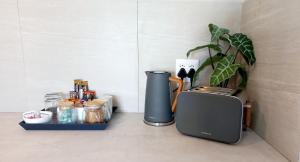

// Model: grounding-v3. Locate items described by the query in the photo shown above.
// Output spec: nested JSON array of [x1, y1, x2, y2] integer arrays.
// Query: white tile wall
[[0, 0, 138, 112], [138, 0, 242, 112], [0, 0, 26, 112], [19, 0, 138, 112], [0, 0, 243, 112]]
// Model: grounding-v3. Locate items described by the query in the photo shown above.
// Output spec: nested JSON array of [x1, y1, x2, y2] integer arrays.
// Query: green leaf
[[229, 33, 256, 65], [237, 67, 248, 88], [193, 54, 224, 85], [220, 33, 231, 43], [209, 54, 241, 86], [186, 44, 221, 58], [209, 24, 230, 43]]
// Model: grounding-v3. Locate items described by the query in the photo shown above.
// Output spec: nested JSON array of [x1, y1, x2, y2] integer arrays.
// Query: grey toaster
[[175, 86, 244, 144]]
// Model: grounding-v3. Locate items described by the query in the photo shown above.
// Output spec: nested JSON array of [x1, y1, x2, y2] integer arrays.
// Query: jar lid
[[82, 81, 88, 86], [59, 106, 72, 110], [74, 79, 82, 84], [84, 90, 96, 95], [58, 100, 74, 109], [74, 102, 83, 108], [84, 99, 104, 107]]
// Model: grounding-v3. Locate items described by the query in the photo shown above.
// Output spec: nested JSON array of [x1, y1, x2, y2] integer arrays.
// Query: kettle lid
[[152, 71, 169, 74], [145, 71, 170, 74]]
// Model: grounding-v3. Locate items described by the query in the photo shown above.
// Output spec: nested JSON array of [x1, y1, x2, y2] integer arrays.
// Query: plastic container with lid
[[57, 101, 76, 124], [44, 92, 65, 110]]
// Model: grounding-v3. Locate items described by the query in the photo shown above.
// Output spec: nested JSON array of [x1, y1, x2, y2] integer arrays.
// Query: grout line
[[16, 0, 25, 69], [16, 0, 28, 107], [137, 0, 140, 112]]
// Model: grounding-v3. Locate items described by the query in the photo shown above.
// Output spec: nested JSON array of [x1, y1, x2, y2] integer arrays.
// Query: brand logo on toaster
[[201, 131, 212, 136]]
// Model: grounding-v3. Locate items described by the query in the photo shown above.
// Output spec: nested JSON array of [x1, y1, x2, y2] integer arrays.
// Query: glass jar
[[84, 105, 104, 124], [57, 101, 75, 124]]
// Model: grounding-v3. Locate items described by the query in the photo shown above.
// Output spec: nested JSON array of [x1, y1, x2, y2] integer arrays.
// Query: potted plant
[[187, 23, 256, 89]]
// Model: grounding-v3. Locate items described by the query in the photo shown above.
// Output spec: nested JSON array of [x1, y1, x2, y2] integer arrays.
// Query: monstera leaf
[[209, 24, 230, 43], [209, 54, 241, 86], [192, 54, 224, 85], [186, 44, 221, 57], [229, 33, 256, 65]]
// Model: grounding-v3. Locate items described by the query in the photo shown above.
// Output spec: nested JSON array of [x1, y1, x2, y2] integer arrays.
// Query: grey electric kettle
[[144, 71, 183, 126]]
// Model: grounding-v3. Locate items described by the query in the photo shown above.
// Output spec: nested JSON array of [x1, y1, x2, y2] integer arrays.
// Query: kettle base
[[143, 119, 174, 126]]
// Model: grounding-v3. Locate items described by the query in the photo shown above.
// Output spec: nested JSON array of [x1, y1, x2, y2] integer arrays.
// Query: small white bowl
[[23, 111, 53, 124]]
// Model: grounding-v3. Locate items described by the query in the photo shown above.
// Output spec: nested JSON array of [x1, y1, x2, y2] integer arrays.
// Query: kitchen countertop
[[0, 113, 288, 162]]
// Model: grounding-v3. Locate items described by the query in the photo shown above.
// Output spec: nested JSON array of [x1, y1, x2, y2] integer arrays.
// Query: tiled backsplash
[[241, 0, 300, 161], [0, 0, 242, 112]]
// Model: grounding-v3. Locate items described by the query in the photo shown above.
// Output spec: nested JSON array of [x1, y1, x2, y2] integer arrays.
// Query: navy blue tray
[[19, 107, 117, 130]]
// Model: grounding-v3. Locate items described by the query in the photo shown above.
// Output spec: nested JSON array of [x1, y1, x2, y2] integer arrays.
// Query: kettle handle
[[169, 76, 183, 112]]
